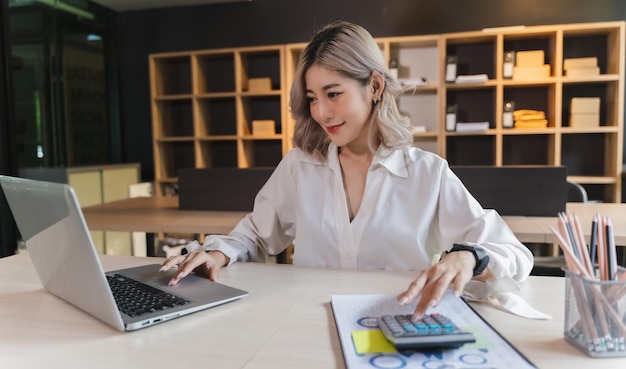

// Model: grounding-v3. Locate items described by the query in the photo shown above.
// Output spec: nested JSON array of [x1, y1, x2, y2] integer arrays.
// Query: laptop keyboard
[[107, 274, 190, 318]]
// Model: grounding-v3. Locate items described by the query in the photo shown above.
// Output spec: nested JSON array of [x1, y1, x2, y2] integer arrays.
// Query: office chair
[[531, 181, 589, 276], [566, 181, 588, 203]]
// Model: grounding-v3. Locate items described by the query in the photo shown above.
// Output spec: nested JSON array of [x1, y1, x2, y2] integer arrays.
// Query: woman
[[161, 21, 533, 320]]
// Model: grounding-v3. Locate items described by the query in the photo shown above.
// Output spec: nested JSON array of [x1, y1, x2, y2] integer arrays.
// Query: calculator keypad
[[377, 313, 475, 350], [381, 314, 456, 337]]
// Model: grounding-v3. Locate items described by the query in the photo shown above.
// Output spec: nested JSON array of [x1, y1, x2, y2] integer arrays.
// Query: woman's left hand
[[396, 250, 478, 320]]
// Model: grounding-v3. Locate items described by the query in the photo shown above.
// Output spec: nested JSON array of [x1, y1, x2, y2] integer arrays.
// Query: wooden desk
[[84, 197, 626, 245], [502, 202, 626, 245], [1, 253, 625, 369], [82, 196, 247, 235]]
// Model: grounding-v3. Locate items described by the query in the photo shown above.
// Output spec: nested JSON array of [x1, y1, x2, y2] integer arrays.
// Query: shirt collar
[[325, 143, 409, 179], [327, 143, 342, 175], [372, 145, 409, 179]]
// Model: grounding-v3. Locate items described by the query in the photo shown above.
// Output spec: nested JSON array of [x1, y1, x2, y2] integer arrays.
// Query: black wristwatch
[[447, 243, 490, 276]]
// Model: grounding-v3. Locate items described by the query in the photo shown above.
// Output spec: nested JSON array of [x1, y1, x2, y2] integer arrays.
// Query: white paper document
[[330, 292, 536, 369], [455, 121, 490, 132], [455, 74, 489, 83]]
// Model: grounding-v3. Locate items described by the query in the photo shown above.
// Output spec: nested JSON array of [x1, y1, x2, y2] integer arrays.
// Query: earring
[[373, 96, 380, 105]]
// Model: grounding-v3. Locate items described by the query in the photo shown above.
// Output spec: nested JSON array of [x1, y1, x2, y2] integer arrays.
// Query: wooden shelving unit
[[150, 45, 285, 196], [434, 22, 624, 202], [151, 21, 624, 202]]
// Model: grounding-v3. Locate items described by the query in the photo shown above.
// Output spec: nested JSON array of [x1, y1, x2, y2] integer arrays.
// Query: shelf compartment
[[445, 37, 496, 79], [502, 134, 554, 165], [153, 98, 194, 138], [561, 82, 617, 128], [239, 95, 283, 136], [156, 141, 196, 180], [151, 54, 192, 96], [446, 135, 495, 166], [196, 97, 237, 136], [563, 27, 620, 75], [398, 91, 438, 134], [195, 52, 236, 93], [237, 48, 282, 92], [198, 140, 238, 168], [503, 32, 556, 78], [240, 139, 283, 168], [446, 88, 496, 128], [388, 38, 439, 85], [561, 133, 609, 177], [503, 85, 555, 128], [285, 43, 306, 82]]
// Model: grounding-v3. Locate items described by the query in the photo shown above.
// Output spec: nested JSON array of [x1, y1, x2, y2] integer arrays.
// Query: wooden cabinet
[[150, 45, 286, 196], [19, 164, 140, 255], [151, 21, 624, 202]]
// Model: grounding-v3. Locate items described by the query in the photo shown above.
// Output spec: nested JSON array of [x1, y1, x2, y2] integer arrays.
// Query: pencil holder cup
[[564, 267, 626, 357]]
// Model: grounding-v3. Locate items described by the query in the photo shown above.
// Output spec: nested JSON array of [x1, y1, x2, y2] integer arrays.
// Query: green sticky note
[[462, 326, 493, 350], [351, 330, 396, 354]]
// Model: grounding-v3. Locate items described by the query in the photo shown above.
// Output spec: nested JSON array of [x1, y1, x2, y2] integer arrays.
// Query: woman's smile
[[325, 122, 345, 134]]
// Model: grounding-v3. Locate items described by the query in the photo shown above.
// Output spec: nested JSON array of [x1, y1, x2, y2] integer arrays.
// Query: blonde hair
[[290, 21, 413, 158]]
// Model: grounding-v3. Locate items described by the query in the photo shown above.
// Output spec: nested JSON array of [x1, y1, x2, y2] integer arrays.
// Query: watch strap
[[447, 243, 490, 276]]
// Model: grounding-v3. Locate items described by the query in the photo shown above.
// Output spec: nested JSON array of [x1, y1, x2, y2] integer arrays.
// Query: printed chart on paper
[[330, 292, 537, 369]]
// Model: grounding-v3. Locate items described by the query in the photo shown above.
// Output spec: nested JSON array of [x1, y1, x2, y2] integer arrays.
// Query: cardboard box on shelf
[[252, 120, 276, 135], [512, 64, 551, 80], [247, 78, 272, 92], [565, 67, 600, 77], [570, 97, 600, 114], [570, 97, 600, 128], [515, 50, 545, 66], [570, 114, 599, 128], [563, 57, 598, 70]]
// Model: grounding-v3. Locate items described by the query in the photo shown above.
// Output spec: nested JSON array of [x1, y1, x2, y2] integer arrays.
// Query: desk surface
[[503, 202, 626, 245], [83, 196, 247, 234], [83, 196, 626, 244], [2, 253, 626, 369]]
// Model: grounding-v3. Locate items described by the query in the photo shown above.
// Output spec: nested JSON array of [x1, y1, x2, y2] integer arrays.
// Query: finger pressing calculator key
[[377, 314, 476, 351]]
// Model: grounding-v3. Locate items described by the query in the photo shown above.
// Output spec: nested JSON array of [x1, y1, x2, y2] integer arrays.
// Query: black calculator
[[377, 313, 476, 351]]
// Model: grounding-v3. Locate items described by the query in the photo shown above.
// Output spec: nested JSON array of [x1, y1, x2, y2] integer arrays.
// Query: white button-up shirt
[[201, 143, 533, 282]]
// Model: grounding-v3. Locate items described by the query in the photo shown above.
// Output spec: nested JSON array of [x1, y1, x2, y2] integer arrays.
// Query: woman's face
[[305, 65, 374, 149]]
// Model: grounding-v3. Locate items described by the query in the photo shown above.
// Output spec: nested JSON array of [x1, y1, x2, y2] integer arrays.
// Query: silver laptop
[[0, 175, 248, 331]]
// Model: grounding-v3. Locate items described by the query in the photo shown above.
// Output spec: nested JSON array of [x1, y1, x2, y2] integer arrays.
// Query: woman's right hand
[[160, 250, 230, 285]]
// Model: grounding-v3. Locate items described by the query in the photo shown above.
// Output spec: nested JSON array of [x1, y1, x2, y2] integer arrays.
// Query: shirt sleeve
[[435, 162, 534, 282], [198, 151, 298, 266]]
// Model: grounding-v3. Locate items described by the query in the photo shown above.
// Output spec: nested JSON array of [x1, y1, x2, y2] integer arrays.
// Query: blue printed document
[[330, 292, 537, 369]]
